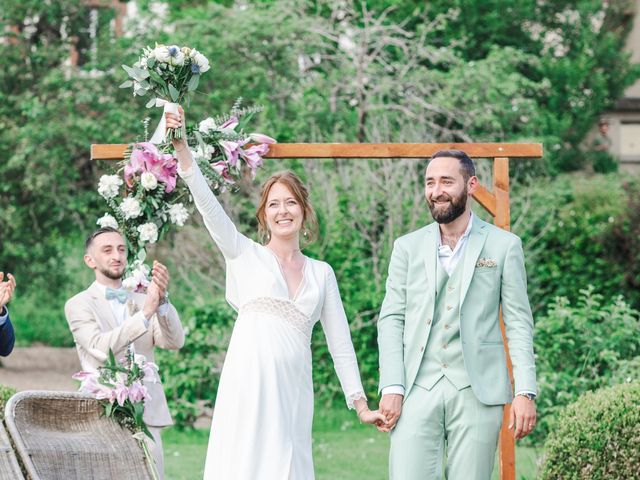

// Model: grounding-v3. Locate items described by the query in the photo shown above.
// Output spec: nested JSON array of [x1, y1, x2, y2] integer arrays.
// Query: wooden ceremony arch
[[91, 141, 543, 480]]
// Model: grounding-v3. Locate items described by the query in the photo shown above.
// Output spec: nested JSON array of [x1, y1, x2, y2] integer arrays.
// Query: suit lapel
[[422, 223, 439, 298], [460, 219, 489, 305], [87, 282, 120, 330]]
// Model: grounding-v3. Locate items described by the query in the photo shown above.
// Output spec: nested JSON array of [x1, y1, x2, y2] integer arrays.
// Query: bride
[[166, 108, 386, 479]]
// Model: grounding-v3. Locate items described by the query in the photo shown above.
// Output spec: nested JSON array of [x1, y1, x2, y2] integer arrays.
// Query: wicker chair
[[0, 421, 24, 480], [4, 391, 154, 480]]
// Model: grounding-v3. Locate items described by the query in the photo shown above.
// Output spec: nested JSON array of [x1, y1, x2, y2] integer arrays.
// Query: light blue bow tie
[[105, 287, 128, 304]]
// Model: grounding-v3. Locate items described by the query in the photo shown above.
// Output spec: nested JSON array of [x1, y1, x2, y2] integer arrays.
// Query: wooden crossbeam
[[91, 142, 542, 161], [91, 140, 542, 480]]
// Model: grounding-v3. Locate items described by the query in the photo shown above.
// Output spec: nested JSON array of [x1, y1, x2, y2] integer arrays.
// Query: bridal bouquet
[[120, 44, 210, 142], [96, 100, 276, 289], [74, 349, 160, 479]]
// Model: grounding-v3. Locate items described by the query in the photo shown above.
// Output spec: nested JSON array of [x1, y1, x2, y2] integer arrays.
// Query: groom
[[65, 227, 184, 479], [377, 150, 537, 479]]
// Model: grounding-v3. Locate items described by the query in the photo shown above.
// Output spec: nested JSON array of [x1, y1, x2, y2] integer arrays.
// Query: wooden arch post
[[92, 141, 543, 480]]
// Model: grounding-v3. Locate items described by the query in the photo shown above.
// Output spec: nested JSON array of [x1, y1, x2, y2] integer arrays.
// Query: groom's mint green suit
[[378, 217, 536, 479]]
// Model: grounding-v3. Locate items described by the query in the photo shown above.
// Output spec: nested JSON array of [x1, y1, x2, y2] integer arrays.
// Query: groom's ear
[[467, 175, 479, 195], [83, 253, 96, 270]]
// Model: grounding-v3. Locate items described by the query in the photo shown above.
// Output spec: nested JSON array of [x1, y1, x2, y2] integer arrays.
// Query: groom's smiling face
[[424, 157, 475, 224]]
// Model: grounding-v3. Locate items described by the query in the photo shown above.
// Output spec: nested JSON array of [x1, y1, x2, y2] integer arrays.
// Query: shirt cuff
[[515, 390, 537, 398], [158, 303, 169, 317], [0, 306, 7, 326], [381, 385, 405, 396], [177, 161, 195, 178]]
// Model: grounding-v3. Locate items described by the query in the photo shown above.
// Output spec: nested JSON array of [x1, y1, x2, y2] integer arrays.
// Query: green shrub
[[540, 381, 640, 480], [0, 384, 17, 420], [533, 287, 640, 443], [512, 173, 637, 314], [157, 300, 235, 428]]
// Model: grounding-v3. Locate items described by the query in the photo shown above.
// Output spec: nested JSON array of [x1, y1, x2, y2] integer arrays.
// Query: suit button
[[442, 343, 448, 349], [446, 305, 453, 311], [426, 318, 432, 325], [447, 286, 455, 292], [420, 346, 424, 352], [444, 324, 450, 330], [442, 363, 448, 368]]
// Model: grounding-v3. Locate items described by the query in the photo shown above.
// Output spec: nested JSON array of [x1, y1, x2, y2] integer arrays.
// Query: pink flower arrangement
[[125, 142, 178, 192], [74, 349, 160, 478]]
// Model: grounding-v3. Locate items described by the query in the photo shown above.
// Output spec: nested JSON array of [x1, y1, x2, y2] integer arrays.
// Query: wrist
[[516, 393, 536, 401]]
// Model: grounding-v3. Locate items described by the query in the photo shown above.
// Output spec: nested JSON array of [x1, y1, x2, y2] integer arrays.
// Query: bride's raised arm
[[166, 107, 251, 260]]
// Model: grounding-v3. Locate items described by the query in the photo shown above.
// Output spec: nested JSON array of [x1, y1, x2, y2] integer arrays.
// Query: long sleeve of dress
[[319, 264, 366, 409], [178, 161, 252, 260]]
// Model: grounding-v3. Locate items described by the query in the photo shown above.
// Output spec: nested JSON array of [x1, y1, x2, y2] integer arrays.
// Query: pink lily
[[220, 140, 244, 167], [219, 116, 239, 131], [211, 161, 236, 184], [249, 133, 277, 144], [95, 386, 117, 403], [240, 144, 268, 177], [114, 382, 129, 406], [128, 381, 149, 402]]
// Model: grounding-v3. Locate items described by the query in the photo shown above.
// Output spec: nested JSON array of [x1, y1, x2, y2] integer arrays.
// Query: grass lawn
[[164, 409, 542, 479]]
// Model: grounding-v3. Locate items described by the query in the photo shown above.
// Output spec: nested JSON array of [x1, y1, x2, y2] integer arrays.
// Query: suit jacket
[[378, 218, 537, 405], [0, 307, 15, 357], [65, 282, 185, 427]]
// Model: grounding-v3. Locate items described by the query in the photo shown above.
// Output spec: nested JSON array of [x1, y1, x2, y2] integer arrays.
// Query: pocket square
[[475, 258, 497, 268]]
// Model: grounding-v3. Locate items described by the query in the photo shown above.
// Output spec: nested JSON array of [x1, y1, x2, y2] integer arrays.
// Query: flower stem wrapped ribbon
[[74, 349, 161, 479], [120, 44, 210, 143]]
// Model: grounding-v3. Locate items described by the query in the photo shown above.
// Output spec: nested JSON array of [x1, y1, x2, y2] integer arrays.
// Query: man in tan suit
[[65, 227, 184, 478]]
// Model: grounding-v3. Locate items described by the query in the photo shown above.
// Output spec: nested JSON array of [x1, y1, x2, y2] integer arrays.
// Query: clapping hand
[[143, 261, 170, 319], [0, 272, 16, 310]]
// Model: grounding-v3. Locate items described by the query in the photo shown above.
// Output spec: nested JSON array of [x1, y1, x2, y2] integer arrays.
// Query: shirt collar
[[437, 211, 474, 249]]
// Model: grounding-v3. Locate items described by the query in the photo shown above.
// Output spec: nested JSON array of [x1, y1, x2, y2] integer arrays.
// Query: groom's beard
[[99, 265, 125, 280], [427, 187, 467, 224]]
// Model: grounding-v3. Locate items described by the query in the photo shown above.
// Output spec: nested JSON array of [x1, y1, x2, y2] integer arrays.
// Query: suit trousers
[[147, 426, 165, 480], [389, 377, 503, 480]]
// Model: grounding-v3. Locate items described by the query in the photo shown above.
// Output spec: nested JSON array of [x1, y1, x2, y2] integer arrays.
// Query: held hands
[[142, 261, 170, 319], [353, 398, 389, 428], [508, 395, 537, 440], [377, 393, 403, 432], [0, 272, 16, 310]]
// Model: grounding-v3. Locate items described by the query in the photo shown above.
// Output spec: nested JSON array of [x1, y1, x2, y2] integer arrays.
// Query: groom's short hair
[[429, 150, 476, 182], [85, 227, 123, 252]]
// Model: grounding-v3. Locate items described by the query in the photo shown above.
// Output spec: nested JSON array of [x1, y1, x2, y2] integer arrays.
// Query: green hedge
[[540, 381, 640, 480], [532, 287, 640, 443]]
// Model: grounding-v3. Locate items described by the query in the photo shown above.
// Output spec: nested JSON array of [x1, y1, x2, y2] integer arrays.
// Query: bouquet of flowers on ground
[[120, 43, 210, 142], [96, 100, 276, 290], [74, 349, 160, 479]]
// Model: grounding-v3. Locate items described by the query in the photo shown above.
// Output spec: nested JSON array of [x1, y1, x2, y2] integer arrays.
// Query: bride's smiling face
[[265, 182, 304, 239]]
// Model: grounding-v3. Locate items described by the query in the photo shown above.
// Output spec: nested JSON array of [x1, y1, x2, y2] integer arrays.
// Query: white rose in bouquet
[[119, 197, 143, 219], [140, 172, 158, 191], [98, 175, 123, 199], [168, 203, 189, 227], [137, 222, 159, 244], [97, 213, 119, 229]]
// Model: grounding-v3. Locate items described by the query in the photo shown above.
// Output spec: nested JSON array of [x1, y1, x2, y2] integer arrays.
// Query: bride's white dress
[[179, 163, 366, 480]]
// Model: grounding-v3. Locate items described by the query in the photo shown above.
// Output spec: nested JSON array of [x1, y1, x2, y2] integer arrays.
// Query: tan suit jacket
[[65, 281, 184, 427]]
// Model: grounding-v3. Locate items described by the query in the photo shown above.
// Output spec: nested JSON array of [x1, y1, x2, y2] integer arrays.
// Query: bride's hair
[[256, 171, 318, 245]]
